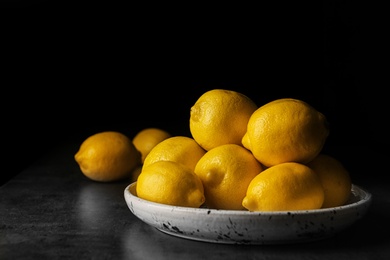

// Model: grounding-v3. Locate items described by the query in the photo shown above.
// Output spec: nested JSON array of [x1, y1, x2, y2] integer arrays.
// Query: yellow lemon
[[307, 154, 352, 208], [242, 162, 324, 211], [143, 136, 206, 171], [136, 160, 205, 208], [189, 89, 258, 151], [74, 131, 141, 182], [132, 127, 171, 163], [194, 144, 263, 210], [242, 98, 329, 167]]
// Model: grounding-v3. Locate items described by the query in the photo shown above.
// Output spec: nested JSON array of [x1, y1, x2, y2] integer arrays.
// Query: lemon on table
[[307, 154, 352, 208], [189, 89, 258, 151], [242, 98, 329, 167], [132, 127, 171, 163], [136, 160, 205, 208], [74, 131, 141, 182], [242, 162, 324, 211], [194, 144, 263, 210], [142, 136, 206, 171]]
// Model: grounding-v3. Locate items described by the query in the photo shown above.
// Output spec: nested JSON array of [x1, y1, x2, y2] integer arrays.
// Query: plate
[[124, 182, 372, 245]]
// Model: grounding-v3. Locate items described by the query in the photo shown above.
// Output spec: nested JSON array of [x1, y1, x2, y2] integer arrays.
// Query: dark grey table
[[1, 141, 389, 259]]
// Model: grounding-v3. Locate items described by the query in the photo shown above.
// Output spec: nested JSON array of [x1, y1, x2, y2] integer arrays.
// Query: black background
[[1, 1, 387, 185]]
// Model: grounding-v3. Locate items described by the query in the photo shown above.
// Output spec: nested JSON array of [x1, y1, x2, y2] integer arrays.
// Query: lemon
[[194, 144, 263, 210], [307, 154, 352, 208], [74, 131, 141, 182], [136, 160, 205, 208], [132, 127, 171, 163], [242, 162, 324, 211], [189, 89, 258, 151], [242, 98, 329, 167], [142, 136, 206, 171]]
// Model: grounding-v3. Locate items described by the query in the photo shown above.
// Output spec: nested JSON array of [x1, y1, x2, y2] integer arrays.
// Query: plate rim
[[124, 182, 372, 244], [124, 182, 372, 216]]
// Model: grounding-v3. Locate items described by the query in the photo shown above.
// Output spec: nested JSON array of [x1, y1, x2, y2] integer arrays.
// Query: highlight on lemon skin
[[136, 160, 205, 208], [74, 131, 142, 182], [242, 162, 325, 212]]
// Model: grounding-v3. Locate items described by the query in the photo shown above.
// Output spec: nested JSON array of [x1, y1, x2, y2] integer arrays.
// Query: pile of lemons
[[74, 89, 352, 211]]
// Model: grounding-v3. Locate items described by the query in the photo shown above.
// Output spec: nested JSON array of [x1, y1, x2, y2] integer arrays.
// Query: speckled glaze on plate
[[124, 182, 372, 245]]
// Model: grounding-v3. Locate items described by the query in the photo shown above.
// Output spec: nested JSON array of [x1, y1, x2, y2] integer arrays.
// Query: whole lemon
[[74, 131, 141, 182], [194, 144, 263, 210], [242, 98, 329, 167], [242, 162, 325, 211], [142, 136, 206, 171], [132, 127, 171, 163], [307, 154, 352, 208], [136, 160, 205, 208], [189, 89, 258, 151]]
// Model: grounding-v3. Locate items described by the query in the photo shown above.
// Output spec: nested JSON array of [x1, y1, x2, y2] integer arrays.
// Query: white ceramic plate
[[124, 182, 372, 245]]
